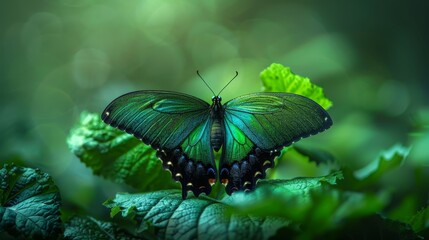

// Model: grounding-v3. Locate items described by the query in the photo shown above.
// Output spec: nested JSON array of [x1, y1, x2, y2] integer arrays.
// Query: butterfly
[[101, 72, 332, 199]]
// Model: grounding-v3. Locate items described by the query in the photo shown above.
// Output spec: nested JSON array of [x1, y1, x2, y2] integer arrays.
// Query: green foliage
[[3, 64, 428, 239], [0, 164, 62, 240], [64, 216, 143, 240], [260, 63, 333, 109], [340, 144, 410, 190], [104, 189, 284, 240], [292, 144, 335, 165], [67, 112, 178, 192], [103, 172, 343, 240], [105, 172, 342, 239], [408, 207, 429, 233], [227, 171, 391, 238], [275, 214, 422, 240]]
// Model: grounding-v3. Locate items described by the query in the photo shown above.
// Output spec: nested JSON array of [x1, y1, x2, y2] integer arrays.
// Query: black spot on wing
[[156, 148, 217, 199], [220, 147, 281, 195]]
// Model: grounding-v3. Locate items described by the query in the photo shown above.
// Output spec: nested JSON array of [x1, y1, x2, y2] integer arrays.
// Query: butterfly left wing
[[101, 90, 216, 199], [221, 92, 332, 194]]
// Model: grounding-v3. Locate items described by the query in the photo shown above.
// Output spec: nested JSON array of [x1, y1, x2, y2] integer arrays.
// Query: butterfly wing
[[101, 90, 216, 198], [221, 92, 332, 194]]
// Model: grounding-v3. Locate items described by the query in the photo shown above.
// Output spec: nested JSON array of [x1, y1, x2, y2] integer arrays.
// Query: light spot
[[72, 48, 111, 89], [243, 181, 251, 186], [175, 173, 183, 178], [105, 111, 110, 116], [186, 182, 193, 187], [324, 117, 328, 121], [254, 171, 262, 177], [221, 178, 229, 185], [167, 161, 173, 166], [263, 160, 271, 166], [208, 178, 216, 186]]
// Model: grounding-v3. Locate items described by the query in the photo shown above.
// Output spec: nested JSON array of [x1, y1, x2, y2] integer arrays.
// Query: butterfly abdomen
[[211, 118, 223, 151]]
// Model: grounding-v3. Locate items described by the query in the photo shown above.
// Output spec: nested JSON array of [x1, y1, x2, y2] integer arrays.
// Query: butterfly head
[[211, 96, 222, 103], [211, 96, 222, 112]]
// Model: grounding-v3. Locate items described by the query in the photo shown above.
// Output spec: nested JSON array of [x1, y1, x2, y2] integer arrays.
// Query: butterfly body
[[209, 96, 224, 151], [102, 90, 332, 199]]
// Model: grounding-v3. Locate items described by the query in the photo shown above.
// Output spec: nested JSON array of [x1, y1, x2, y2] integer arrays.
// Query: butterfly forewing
[[101, 91, 217, 199], [220, 92, 332, 194]]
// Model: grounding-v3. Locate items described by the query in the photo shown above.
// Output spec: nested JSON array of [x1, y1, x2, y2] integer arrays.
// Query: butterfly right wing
[[101, 90, 216, 198], [221, 92, 332, 194]]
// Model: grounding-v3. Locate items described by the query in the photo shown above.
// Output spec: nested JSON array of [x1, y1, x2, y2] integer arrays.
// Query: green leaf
[[104, 190, 287, 240], [0, 164, 62, 240], [64, 216, 146, 240], [340, 144, 410, 190], [227, 171, 391, 237], [260, 63, 333, 109], [293, 145, 335, 165], [67, 112, 178, 191], [224, 172, 344, 222], [272, 215, 422, 240], [408, 206, 429, 233], [104, 172, 344, 240]]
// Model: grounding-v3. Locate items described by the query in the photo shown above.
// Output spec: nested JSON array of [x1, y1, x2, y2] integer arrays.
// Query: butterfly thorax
[[210, 96, 224, 152]]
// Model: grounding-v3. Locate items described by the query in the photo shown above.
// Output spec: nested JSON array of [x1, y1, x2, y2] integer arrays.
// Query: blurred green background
[[1, 0, 428, 218]]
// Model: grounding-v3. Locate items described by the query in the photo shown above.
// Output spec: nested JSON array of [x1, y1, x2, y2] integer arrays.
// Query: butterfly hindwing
[[101, 91, 216, 198], [179, 117, 216, 197], [220, 92, 332, 194]]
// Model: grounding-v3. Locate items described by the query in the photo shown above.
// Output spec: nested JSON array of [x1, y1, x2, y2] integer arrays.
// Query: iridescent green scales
[[102, 90, 332, 199]]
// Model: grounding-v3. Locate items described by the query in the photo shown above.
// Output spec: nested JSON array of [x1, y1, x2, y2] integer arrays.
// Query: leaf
[[228, 171, 391, 236], [67, 112, 178, 191], [408, 206, 429, 233], [104, 172, 344, 240], [292, 145, 335, 165], [105, 190, 287, 240], [272, 214, 423, 240], [224, 172, 344, 222], [260, 63, 333, 109], [64, 216, 146, 240], [0, 164, 62, 240], [340, 144, 410, 190]]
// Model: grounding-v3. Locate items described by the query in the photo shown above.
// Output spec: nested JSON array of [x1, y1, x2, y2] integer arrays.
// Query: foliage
[[67, 112, 178, 192], [260, 63, 333, 110], [339, 144, 410, 191], [64, 216, 144, 240], [0, 164, 62, 240], [1, 64, 427, 239]]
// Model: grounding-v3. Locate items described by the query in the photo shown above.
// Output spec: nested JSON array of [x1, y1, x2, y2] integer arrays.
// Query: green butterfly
[[101, 72, 332, 199]]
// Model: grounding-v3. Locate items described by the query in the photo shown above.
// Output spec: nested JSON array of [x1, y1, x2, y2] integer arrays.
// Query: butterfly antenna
[[217, 71, 238, 96], [197, 70, 216, 96]]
